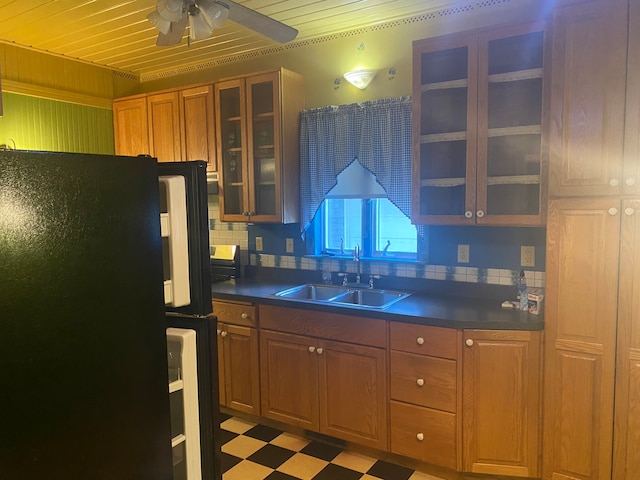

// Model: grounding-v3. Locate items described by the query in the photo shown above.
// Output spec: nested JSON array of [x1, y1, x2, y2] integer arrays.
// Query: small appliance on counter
[[210, 244, 241, 282]]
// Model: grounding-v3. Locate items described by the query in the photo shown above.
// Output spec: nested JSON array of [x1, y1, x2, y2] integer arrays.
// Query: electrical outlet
[[457, 244, 470, 263], [286, 238, 294, 253], [521, 246, 535, 267], [255, 236, 263, 252]]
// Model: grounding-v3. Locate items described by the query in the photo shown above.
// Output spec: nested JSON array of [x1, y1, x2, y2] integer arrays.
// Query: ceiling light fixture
[[343, 69, 378, 90], [148, 0, 229, 44]]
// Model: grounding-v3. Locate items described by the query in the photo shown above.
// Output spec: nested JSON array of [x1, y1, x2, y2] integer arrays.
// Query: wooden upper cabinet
[[147, 91, 182, 163], [215, 68, 304, 223], [623, 0, 640, 196], [179, 85, 216, 172], [113, 96, 150, 157], [412, 21, 548, 226], [548, 0, 628, 196], [462, 329, 541, 478]]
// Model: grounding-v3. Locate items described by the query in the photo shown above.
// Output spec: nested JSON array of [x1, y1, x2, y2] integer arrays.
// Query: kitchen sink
[[274, 284, 350, 301], [273, 284, 411, 310]]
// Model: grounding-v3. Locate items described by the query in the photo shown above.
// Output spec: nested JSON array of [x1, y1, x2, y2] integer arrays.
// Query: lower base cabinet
[[259, 305, 388, 450], [214, 300, 260, 415], [462, 329, 542, 478], [216, 301, 543, 478]]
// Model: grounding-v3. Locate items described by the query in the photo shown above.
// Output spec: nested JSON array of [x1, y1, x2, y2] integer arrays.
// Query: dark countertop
[[210, 276, 544, 331]]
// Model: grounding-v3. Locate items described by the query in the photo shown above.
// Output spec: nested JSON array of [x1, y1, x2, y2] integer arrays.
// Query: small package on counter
[[528, 289, 544, 315]]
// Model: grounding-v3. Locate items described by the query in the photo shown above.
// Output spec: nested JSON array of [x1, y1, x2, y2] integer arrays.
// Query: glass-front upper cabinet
[[215, 69, 304, 223], [412, 22, 548, 226]]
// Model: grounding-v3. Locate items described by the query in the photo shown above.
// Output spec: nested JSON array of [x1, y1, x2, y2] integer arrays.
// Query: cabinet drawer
[[390, 400, 457, 470], [213, 300, 257, 327], [390, 323, 458, 359], [259, 305, 386, 347], [390, 351, 457, 412]]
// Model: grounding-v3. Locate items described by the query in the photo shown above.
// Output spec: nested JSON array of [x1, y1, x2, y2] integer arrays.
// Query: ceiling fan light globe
[[188, 11, 214, 40], [147, 11, 172, 35], [157, 0, 184, 22], [198, 0, 229, 28]]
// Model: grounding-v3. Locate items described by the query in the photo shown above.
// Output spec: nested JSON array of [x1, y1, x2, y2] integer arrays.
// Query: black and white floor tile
[[220, 414, 443, 480]]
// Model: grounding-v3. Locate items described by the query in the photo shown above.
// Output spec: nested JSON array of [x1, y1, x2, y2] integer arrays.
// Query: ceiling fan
[[147, 0, 298, 46]]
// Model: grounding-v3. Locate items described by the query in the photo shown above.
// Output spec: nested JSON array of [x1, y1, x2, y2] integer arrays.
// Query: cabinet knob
[[626, 177, 636, 186], [308, 346, 315, 353], [464, 210, 473, 219], [465, 338, 474, 347], [416, 337, 424, 345], [416, 433, 424, 441], [416, 378, 425, 387], [476, 210, 485, 218], [625, 207, 635, 216], [609, 178, 620, 187], [316, 347, 324, 355], [608, 207, 618, 216], [221, 331, 228, 337], [241, 312, 248, 319]]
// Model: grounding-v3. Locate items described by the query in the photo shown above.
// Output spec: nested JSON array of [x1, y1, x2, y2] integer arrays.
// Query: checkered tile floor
[[220, 414, 443, 480]]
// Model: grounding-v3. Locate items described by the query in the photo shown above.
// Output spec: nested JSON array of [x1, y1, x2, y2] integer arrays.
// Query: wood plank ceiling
[[0, 0, 460, 80]]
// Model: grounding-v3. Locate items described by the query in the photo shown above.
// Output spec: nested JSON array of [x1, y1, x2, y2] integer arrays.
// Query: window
[[319, 197, 417, 259]]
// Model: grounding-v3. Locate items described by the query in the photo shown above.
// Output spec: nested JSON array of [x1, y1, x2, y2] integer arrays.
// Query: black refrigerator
[[0, 151, 219, 480]]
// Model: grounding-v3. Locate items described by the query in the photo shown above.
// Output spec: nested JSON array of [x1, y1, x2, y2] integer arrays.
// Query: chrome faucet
[[353, 243, 360, 262]]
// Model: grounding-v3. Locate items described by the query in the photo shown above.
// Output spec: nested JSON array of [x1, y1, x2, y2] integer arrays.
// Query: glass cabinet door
[[413, 35, 478, 225], [247, 72, 281, 220], [477, 26, 545, 224], [216, 80, 248, 219]]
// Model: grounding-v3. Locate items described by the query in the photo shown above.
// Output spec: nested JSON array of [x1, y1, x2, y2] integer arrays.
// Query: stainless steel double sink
[[273, 283, 411, 310]]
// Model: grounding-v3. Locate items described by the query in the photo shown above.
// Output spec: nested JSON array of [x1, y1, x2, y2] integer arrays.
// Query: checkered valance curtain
[[299, 96, 413, 235]]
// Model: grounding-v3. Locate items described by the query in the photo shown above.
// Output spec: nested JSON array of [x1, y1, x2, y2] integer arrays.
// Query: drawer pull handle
[[216, 329, 222, 335], [316, 347, 324, 355], [241, 312, 248, 319], [308, 346, 315, 353], [625, 207, 635, 216], [416, 433, 424, 441], [610, 178, 620, 187], [626, 177, 636, 186], [416, 337, 424, 345], [464, 210, 473, 219], [476, 210, 485, 218], [416, 378, 425, 387], [465, 338, 474, 347], [221, 331, 228, 337], [608, 207, 618, 216]]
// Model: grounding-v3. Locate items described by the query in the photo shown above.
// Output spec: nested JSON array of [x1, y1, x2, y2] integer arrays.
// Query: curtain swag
[[299, 96, 413, 236]]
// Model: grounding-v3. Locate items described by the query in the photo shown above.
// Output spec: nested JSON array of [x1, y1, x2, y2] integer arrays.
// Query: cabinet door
[[477, 22, 547, 226], [221, 324, 260, 415], [462, 330, 541, 478], [216, 322, 226, 406], [318, 339, 387, 450], [543, 197, 621, 480], [412, 33, 478, 225], [180, 85, 216, 172], [613, 199, 640, 478], [215, 79, 250, 222], [259, 330, 319, 430], [147, 91, 182, 162], [246, 71, 281, 222], [622, 0, 640, 196], [113, 96, 149, 156], [548, 0, 628, 196]]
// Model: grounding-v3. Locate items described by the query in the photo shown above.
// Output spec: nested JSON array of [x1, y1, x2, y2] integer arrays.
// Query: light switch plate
[[521, 246, 535, 267], [256, 236, 263, 252], [457, 244, 470, 263], [286, 238, 294, 253]]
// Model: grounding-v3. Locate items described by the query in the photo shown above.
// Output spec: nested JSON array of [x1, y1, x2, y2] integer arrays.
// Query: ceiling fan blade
[[214, 0, 298, 43], [156, 14, 188, 46]]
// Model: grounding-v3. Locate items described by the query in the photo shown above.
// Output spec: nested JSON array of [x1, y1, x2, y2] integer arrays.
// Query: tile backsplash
[[208, 195, 546, 289]]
